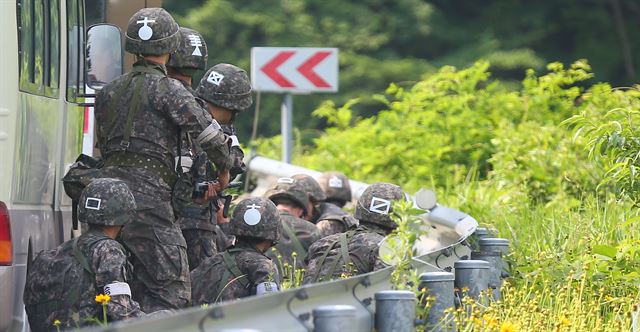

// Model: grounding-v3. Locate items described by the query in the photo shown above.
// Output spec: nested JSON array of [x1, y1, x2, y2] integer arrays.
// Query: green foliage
[[564, 85, 640, 203]]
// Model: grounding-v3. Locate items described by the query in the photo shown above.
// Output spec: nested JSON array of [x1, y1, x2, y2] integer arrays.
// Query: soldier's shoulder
[[309, 232, 340, 251]]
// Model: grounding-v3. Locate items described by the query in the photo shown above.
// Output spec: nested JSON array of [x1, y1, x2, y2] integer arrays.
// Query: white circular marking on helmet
[[244, 204, 262, 225], [136, 17, 156, 41], [369, 197, 391, 215], [328, 176, 343, 188], [277, 177, 294, 184]]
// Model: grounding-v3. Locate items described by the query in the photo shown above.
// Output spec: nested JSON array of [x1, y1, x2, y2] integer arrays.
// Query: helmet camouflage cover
[[317, 171, 352, 204], [265, 177, 311, 216], [354, 182, 405, 229], [196, 63, 253, 112], [125, 7, 180, 56], [78, 178, 137, 226], [230, 197, 282, 243], [292, 174, 327, 203], [167, 27, 208, 73]]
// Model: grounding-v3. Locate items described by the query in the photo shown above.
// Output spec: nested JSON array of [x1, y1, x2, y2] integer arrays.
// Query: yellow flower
[[95, 293, 111, 304], [483, 314, 498, 328], [53, 319, 61, 327], [500, 321, 518, 332], [559, 315, 569, 327]]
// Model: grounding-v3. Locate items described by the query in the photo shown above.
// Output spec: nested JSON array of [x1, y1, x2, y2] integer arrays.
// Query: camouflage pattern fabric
[[25, 230, 143, 331], [182, 228, 217, 271], [353, 182, 405, 229], [95, 59, 231, 174], [78, 178, 136, 226], [167, 27, 208, 72], [190, 242, 280, 304], [303, 223, 391, 284], [292, 174, 327, 203], [120, 220, 191, 312], [266, 211, 318, 269], [316, 171, 352, 205], [313, 202, 358, 239], [195, 64, 252, 112], [124, 8, 179, 56], [216, 224, 235, 251]]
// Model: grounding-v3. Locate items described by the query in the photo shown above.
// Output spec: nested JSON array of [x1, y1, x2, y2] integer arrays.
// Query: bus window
[[18, 0, 35, 91], [45, 0, 60, 97], [86, 24, 123, 90], [17, 0, 60, 97], [66, 0, 85, 102]]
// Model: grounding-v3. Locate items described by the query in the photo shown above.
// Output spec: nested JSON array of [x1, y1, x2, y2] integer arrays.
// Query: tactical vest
[[102, 63, 178, 187], [308, 230, 371, 283]]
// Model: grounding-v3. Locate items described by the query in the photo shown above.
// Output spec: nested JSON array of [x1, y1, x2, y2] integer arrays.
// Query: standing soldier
[[184, 63, 253, 267], [191, 197, 282, 304], [94, 8, 231, 312], [303, 182, 405, 284], [24, 179, 144, 331], [265, 177, 319, 269], [164, 27, 223, 271]]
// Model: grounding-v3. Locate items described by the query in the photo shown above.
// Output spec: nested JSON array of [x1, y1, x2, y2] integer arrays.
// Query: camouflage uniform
[[94, 8, 231, 311], [313, 202, 358, 239], [265, 177, 319, 269], [267, 211, 318, 269], [316, 171, 352, 208], [24, 179, 143, 331], [191, 197, 282, 304], [303, 182, 405, 284]]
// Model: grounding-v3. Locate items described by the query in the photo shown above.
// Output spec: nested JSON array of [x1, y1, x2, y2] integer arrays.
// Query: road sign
[[251, 47, 338, 93]]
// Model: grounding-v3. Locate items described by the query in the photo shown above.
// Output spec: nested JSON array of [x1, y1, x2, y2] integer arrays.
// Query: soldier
[[317, 171, 352, 208], [166, 27, 207, 91], [303, 182, 405, 284], [24, 179, 144, 331], [177, 63, 253, 269], [94, 8, 231, 311], [191, 197, 282, 304], [294, 173, 357, 239], [265, 177, 319, 269]]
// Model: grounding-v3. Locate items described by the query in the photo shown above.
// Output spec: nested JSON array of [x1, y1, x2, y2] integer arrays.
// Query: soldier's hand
[[217, 169, 230, 189], [192, 184, 217, 204], [215, 200, 230, 224]]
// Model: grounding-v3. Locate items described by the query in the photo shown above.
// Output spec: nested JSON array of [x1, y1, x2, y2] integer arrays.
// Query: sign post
[[251, 47, 339, 163]]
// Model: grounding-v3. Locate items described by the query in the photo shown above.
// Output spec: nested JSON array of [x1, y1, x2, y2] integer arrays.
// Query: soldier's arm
[[92, 242, 145, 319], [247, 257, 281, 296], [161, 79, 232, 172]]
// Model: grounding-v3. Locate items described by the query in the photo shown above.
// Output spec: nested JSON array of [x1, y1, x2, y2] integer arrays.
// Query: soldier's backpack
[[24, 235, 106, 332]]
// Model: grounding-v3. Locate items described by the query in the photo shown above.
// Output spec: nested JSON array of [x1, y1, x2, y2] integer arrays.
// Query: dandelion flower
[[559, 315, 569, 327], [500, 321, 517, 332], [53, 319, 61, 327], [95, 293, 111, 304]]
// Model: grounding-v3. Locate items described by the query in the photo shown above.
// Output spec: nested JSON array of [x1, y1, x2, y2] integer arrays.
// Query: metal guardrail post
[[470, 250, 502, 300], [454, 260, 490, 304], [470, 227, 493, 251], [312, 305, 357, 332], [374, 290, 416, 332], [479, 238, 510, 271], [419, 272, 455, 332]]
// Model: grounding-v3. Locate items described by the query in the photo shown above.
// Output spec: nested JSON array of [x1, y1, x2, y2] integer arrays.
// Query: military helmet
[[354, 182, 405, 229], [78, 178, 136, 226], [167, 27, 208, 74], [124, 8, 180, 56], [230, 197, 282, 243], [317, 171, 352, 205], [196, 63, 253, 112], [292, 174, 326, 203], [265, 177, 311, 216]]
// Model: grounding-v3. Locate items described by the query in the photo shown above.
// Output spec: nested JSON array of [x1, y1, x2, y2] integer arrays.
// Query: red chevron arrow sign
[[251, 47, 339, 93]]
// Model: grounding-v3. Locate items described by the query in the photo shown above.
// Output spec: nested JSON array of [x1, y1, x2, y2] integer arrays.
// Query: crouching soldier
[[314, 171, 358, 238], [191, 197, 282, 305], [303, 182, 405, 284], [24, 179, 144, 331]]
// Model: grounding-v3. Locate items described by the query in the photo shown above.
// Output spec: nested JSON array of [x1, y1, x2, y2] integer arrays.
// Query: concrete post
[[419, 272, 456, 332], [374, 290, 416, 332], [312, 305, 357, 332]]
